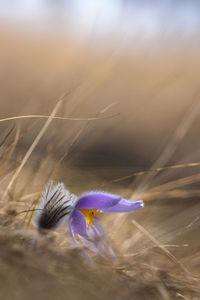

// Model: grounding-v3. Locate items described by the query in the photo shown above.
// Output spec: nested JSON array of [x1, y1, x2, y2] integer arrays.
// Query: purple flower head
[[36, 181, 144, 259], [68, 191, 144, 258]]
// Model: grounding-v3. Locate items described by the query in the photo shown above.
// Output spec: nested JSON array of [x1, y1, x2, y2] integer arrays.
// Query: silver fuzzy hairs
[[36, 181, 77, 232]]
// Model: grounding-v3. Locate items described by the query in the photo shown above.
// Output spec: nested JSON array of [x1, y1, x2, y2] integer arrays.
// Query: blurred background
[[1, 0, 200, 186], [0, 2, 200, 299]]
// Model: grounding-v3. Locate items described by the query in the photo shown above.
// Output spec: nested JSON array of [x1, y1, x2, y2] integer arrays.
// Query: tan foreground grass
[[0, 208, 199, 300], [0, 152, 200, 300]]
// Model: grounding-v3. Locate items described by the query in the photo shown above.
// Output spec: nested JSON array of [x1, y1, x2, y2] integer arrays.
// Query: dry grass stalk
[[131, 219, 192, 276], [1, 99, 62, 201]]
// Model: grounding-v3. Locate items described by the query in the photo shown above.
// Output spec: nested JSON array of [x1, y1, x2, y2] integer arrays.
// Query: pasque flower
[[36, 181, 144, 258]]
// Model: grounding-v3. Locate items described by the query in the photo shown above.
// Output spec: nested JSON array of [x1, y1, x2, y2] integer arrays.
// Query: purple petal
[[70, 209, 88, 238], [79, 230, 101, 256], [68, 215, 93, 262], [101, 199, 144, 213], [93, 223, 116, 259], [79, 226, 107, 258], [75, 192, 121, 209], [68, 215, 79, 245]]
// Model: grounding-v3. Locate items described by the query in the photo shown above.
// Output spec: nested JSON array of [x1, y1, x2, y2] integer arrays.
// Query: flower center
[[79, 209, 100, 228]]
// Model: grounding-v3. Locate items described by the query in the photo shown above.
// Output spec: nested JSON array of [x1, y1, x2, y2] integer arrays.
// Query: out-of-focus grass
[[0, 28, 200, 299]]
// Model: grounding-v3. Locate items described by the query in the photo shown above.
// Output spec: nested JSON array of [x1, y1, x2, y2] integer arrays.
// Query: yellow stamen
[[79, 209, 100, 228]]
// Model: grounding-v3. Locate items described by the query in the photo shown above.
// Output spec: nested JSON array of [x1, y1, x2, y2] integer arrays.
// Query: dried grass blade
[[132, 219, 191, 276], [0, 114, 119, 123], [1, 100, 62, 201]]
